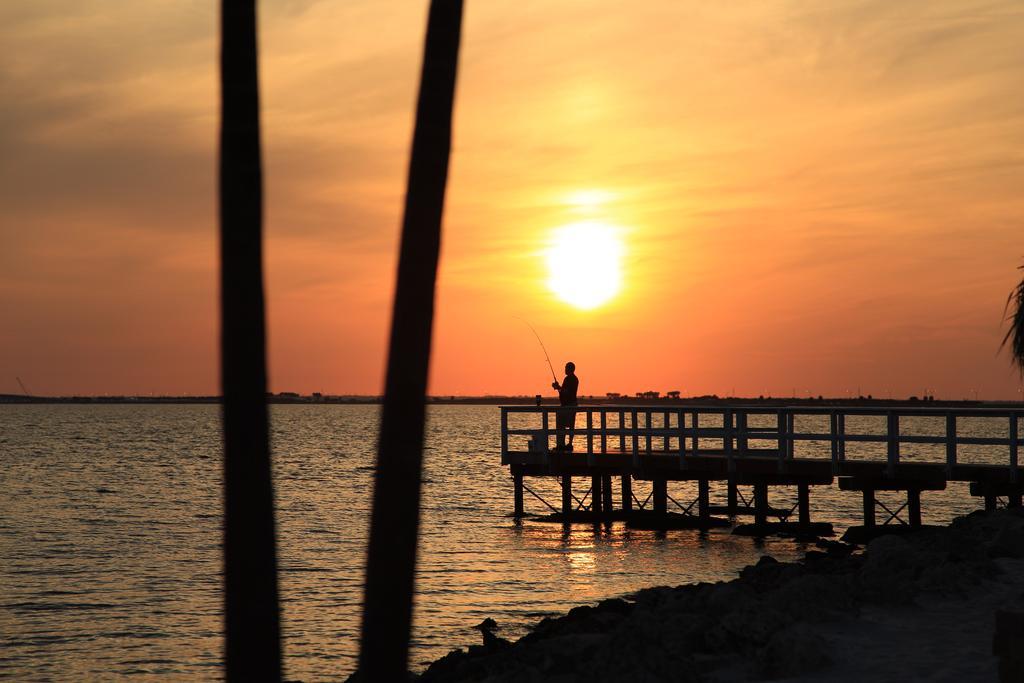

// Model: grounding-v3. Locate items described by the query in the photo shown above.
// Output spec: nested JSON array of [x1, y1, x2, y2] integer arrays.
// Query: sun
[[545, 221, 624, 310]]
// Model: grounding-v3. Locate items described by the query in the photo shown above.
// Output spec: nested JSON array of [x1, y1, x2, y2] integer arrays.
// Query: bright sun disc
[[545, 221, 623, 309]]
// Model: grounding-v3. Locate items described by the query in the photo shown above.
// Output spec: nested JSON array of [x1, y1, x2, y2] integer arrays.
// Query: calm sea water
[[0, 404, 1011, 680]]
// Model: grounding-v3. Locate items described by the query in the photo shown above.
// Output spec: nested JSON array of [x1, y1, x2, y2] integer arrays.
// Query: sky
[[1, 0, 1023, 399]]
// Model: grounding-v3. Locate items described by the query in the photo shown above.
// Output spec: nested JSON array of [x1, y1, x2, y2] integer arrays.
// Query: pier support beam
[[653, 479, 667, 515], [561, 476, 572, 516], [754, 483, 768, 527], [1011, 493, 1023, 509], [798, 483, 810, 526], [907, 488, 922, 527], [621, 475, 632, 512], [591, 475, 603, 515], [862, 489, 875, 528], [513, 468, 524, 518], [602, 475, 613, 513], [698, 479, 710, 525], [727, 478, 738, 515], [986, 493, 998, 512]]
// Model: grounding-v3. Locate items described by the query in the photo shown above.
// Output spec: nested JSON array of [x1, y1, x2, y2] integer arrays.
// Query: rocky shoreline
[[411, 510, 1024, 682]]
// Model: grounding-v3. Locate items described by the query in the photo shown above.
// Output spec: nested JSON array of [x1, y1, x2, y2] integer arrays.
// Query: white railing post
[[692, 411, 700, 454], [736, 410, 748, 453], [829, 410, 838, 470], [1010, 413, 1019, 483], [600, 409, 607, 453], [619, 410, 626, 452], [787, 412, 795, 458], [501, 407, 508, 458], [724, 408, 733, 456], [626, 409, 634, 456], [776, 409, 786, 464], [587, 410, 594, 454], [677, 408, 685, 456], [663, 410, 670, 451], [945, 412, 957, 477], [886, 411, 899, 477], [644, 410, 652, 453], [542, 408, 550, 453], [838, 412, 846, 462]]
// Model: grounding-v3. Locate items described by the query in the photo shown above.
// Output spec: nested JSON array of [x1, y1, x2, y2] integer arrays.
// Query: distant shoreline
[[1, 394, 1021, 408]]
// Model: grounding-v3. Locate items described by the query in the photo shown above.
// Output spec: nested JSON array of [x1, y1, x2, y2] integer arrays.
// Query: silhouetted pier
[[501, 404, 1023, 534]]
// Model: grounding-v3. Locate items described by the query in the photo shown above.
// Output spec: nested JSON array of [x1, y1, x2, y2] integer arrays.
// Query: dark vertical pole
[[653, 479, 667, 514], [754, 483, 768, 527], [727, 478, 738, 514], [863, 489, 876, 527], [798, 483, 810, 526], [1010, 493, 1023, 509], [621, 475, 633, 512], [698, 478, 710, 525], [907, 488, 921, 527], [219, 0, 281, 679], [886, 412, 900, 477], [512, 468, 524, 518], [602, 474, 613, 512], [591, 475, 603, 514], [561, 475, 572, 516], [358, 3, 464, 680], [985, 493, 997, 512]]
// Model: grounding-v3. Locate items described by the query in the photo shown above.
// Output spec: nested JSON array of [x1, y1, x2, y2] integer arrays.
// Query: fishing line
[[514, 317, 558, 383]]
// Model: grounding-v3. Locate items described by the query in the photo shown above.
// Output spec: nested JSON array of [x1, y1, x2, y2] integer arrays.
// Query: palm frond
[[1004, 266, 1024, 374]]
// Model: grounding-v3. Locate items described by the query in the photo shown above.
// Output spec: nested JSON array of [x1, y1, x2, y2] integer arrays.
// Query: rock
[[859, 534, 926, 603], [767, 573, 856, 621], [815, 539, 857, 558], [739, 556, 806, 592], [804, 549, 828, 562], [416, 510, 1015, 682], [474, 617, 498, 631], [988, 522, 1024, 559], [716, 603, 791, 647], [754, 622, 832, 678]]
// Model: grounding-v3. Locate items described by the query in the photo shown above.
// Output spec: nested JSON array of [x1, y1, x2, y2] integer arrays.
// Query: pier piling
[[754, 483, 768, 527], [513, 468, 524, 518], [653, 479, 667, 515], [862, 489, 875, 528], [698, 479, 710, 525], [727, 478, 738, 515], [798, 483, 810, 525], [907, 488, 922, 527]]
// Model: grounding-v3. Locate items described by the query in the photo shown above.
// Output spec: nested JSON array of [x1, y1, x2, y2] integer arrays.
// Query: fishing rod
[[515, 317, 558, 383]]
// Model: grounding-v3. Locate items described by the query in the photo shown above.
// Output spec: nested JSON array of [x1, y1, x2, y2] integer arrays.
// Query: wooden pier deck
[[500, 404, 1024, 532]]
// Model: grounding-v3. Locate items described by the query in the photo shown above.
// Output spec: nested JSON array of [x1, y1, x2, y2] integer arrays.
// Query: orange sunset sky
[[2, 1, 1023, 398]]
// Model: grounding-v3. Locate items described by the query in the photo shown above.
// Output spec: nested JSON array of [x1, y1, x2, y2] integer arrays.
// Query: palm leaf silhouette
[[1005, 266, 1024, 374]]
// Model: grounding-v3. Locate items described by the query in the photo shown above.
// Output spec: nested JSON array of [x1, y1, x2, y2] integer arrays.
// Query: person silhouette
[[552, 362, 579, 451]]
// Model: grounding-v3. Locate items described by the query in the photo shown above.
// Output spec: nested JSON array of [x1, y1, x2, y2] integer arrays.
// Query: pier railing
[[500, 405, 1023, 479]]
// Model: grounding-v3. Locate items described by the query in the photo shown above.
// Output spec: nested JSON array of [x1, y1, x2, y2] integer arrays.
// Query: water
[[0, 405, 1011, 680]]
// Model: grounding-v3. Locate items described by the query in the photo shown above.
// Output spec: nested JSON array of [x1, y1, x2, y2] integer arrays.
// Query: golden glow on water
[[3, 404, 1007, 679], [545, 220, 624, 310]]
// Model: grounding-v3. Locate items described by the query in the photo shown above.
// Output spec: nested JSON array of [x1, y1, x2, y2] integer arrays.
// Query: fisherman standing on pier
[[552, 362, 579, 451]]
